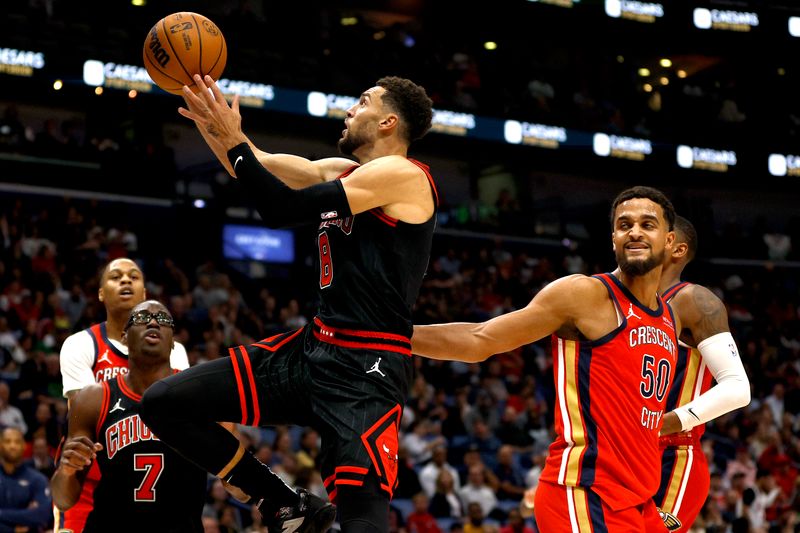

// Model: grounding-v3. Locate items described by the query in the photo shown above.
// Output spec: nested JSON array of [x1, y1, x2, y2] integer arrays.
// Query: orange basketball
[[143, 12, 227, 95]]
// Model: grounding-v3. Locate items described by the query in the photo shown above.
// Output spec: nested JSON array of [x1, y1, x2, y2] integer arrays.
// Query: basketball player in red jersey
[[653, 216, 750, 531], [56, 258, 189, 532], [52, 300, 206, 532], [412, 186, 679, 532], [140, 75, 436, 532]]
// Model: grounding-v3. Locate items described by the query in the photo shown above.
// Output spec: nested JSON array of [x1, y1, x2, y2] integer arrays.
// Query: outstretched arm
[[51, 385, 104, 511], [412, 276, 584, 362], [660, 286, 750, 435]]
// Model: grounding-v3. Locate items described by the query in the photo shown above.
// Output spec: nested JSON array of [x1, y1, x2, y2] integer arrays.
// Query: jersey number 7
[[134, 453, 165, 502]]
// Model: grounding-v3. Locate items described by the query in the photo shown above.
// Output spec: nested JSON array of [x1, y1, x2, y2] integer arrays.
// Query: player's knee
[[335, 481, 389, 533]]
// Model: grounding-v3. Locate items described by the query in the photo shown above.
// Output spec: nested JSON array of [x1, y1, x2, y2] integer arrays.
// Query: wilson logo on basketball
[[147, 27, 170, 67], [169, 22, 193, 33]]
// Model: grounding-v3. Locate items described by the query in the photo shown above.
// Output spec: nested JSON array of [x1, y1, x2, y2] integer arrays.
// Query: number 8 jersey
[[316, 160, 438, 337], [540, 273, 679, 511], [84, 375, 207, 532]]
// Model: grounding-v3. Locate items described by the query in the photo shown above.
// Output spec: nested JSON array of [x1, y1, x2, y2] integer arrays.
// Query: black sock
[[224, 452, 299, 514]]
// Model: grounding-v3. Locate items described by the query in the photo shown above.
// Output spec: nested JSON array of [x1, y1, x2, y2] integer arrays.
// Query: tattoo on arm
[[692, 287, 729, 339]]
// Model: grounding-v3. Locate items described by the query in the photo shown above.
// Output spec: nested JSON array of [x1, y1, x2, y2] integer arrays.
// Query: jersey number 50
[[640, 354, 671, 402]]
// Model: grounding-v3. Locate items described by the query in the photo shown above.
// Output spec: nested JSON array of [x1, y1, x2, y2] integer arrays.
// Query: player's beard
[[338, 127, 366, 156], [616, 246, 664, 276]]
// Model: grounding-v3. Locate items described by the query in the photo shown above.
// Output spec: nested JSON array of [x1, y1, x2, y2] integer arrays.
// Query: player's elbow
[[734, 382, 751, 409]]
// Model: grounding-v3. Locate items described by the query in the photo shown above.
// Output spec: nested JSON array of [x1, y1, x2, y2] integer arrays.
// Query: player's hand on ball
[[178, 74, 246, 150]]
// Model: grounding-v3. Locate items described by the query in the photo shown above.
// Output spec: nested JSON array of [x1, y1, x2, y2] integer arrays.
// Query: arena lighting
[[676, 70, 687, 78], [131, 0, 146, 5], [53, 79, 62, 91], [604, 0, 664, 22], [659, 77, 669, 86], [193, 199, 206, 209], [790, 17, 800, 37], [128, 90, 137, 98], [0, 47, 45, 77], [94, 87, 103, 95], [638, 68, 650, 76], [659, 58, 671, 68], [693, 8, 759, 32], [503, 120, 567, 148], [768, 154, 800, 177], [643, 83, 653, 92], [592, 133, 652, 161], [677, 144, 737, 172], [484, 41, 498, 51]]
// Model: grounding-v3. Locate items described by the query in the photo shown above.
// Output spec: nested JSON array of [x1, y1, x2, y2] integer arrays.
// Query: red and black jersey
[[89, 322, 129, 382], [84, 376, 206, 533], [315, 160, 438, 338]]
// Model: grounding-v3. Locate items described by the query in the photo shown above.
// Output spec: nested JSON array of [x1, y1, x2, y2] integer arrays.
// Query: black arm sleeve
[[227, 142, 353, 228]]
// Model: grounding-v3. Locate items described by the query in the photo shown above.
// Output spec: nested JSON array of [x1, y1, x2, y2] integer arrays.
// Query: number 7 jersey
[[84, 375, 207, 532], [540, 273, 679, 511]]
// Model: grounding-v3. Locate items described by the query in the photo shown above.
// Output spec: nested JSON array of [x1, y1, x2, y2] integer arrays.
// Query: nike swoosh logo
[[281, 517, 304, 533], [687, 407, 700, 421], [234, 155, 243, 170]]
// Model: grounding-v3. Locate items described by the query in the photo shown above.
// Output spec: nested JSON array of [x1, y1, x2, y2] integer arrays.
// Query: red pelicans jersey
[[540, 273, 678, 510], [659, 282, 714, 444]]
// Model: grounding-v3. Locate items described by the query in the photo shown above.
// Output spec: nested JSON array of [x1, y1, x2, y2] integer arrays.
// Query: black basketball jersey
[[84, 375, 206, 533], [315, 160, 438, 337]]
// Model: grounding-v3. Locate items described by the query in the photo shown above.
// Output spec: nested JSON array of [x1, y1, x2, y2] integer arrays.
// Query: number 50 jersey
[[540, 273, 679, 511], [84, 375, 207, 533]]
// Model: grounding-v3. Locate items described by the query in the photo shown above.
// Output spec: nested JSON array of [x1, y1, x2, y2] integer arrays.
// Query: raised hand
[[178, 74, 247, 150]]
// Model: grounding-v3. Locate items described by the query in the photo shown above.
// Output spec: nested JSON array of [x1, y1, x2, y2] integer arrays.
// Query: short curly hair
[[376, 76, 433, 143], [610, 186, 675, 230]]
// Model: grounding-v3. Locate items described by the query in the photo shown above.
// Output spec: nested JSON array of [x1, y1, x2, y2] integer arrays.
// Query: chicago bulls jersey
[[540, 273, 678, 511], [316, 160, 438, 337], [84, 376, 205, 532], [660, 282, 714, 443]]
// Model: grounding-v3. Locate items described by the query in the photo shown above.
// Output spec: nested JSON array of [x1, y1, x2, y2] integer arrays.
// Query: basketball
[[143, 12, 227, 95]]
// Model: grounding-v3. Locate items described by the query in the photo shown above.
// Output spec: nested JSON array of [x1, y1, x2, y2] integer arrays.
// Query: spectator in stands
[[420, 445, 461, 498], [459, 464, 497, 519], [24, 435, 55, 479], [0, 427, 52, 532], [493, 445, 526, 501], [462, 502, 493, 533], [498, 509, 533, 533], [0, 381, 26, 434], [429, 469, 464, 519], [406, 492, 441, 533]]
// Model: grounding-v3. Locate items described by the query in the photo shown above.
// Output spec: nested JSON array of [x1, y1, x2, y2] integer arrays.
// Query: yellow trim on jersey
[[217, 444, 246, 479], [563, 340, 586, 486], [571, 486, 593, 532], [677, 348, 701, 407], [662, 448, 690, 513]]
